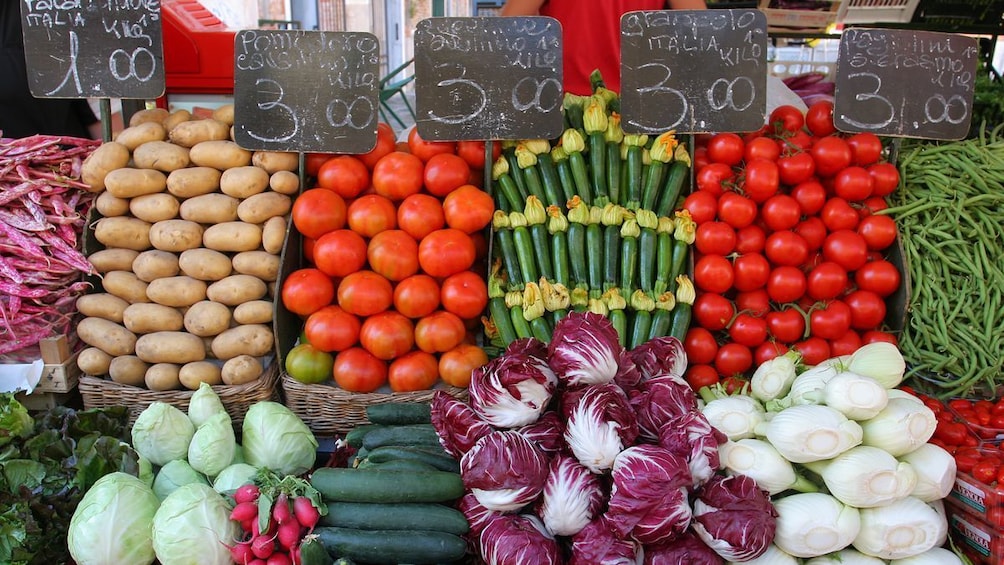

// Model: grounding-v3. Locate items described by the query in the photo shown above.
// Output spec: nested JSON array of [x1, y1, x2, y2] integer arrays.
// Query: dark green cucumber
[[365, 403, 432, 426], [315, 527, 467, 565], [345, 424, 382, 448], [320, 502, 469, 535], [360, 424, 443, 451], [364, 446, 461, 473], [299, 535, 334, 565], [311, 468, 464, 504], [332, 559, 355, 565], [355, 458, 440, 472]]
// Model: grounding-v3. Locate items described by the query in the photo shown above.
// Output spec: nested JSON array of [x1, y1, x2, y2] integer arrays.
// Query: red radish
[[289, 544, 301, 565], [235, 484, 261, 505], [231, 501, 259, 523], [248, 560, 267, 565], [292, 496, 321, 531], [228, 540, 255, 564], [276, 520, 302, 550], [273, 494, 292, 524], [267, 552, 293, 565], [251, 534, 276, 559], [241, 517, 255, 534]]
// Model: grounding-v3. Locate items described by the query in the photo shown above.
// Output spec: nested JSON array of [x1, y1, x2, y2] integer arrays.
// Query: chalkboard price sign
[[414, 16, 563, 141], [834, 28, 978, 140], [19, 0, 165, 99], [233, 30, 380, 153], [620, 9, 767, 135]]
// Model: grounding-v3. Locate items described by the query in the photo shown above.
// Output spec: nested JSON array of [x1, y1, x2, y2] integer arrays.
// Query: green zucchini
[[320, 502, 470, 535], [365, 403, 431, 426], [315, 527, 467, 565], [298, 535, 333, 565], [311, 468, 464, 504], [354, 459, 440, 472], [364, 446, 460, 473], [360, 424, 443, 451]]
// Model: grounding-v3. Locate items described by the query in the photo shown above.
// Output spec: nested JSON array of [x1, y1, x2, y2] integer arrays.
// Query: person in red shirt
[[500, 0, 707, 96]]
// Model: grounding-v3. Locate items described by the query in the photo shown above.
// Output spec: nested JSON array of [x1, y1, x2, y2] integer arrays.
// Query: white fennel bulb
[[750, 351, 799, 402], [773, 492, 861, 558], [847, 341, 906, 389], [802, 445, 917, 508], [768, 364, 840, 411], [887, 546, 963, 565], [727, 543, 800, 565], [821, 372, 889, 421], [859, 396, 937, 457], [899, 442, 957, 501], [756, 404, 862, 463], [718, 438, 817, 496], [851, 496, 946, 560], [702, 395, 766, 441], [804, 548, 886, 564]]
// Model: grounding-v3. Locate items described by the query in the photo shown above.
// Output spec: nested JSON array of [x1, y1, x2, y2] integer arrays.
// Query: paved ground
[[380, 87, 417, 137]]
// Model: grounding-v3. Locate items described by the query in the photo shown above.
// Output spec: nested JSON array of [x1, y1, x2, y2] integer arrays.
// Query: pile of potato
[[75, 105, 297, 391]]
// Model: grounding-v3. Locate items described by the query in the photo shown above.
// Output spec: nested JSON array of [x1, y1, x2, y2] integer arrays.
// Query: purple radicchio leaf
[[458, 492, 504, 544], [690, 474, 777, 562], [607, 444, 693, 545], [657, 410, 727, 488], [430, 390, 494, 458], [480, 513, 563, 565], [630, 375, 698, 441], [643, 529, 725, 565], [506, 337, 548, 360], [629, 335, 688, 382], [537, 454, 606, 536], [461, 430, 550, 512], [563, 383, 639, 474], [468, 352, 558, 428], [517, 410, 565, 455], [547, 311, 625, 386], [569, 516, 643, 565]]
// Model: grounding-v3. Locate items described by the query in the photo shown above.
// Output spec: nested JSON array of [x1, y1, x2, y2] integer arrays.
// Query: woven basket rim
[[79, 361, 280, 404], [279, 371, 467, 401]]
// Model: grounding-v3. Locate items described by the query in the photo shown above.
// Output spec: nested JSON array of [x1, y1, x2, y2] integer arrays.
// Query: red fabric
[[541, 0, 667, 95]]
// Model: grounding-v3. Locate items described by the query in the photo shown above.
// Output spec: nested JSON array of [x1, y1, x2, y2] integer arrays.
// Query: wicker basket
[[78, 361, 281, 426], [281, 373, 469, 437]]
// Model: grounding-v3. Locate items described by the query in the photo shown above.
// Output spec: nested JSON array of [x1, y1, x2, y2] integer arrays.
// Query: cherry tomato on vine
[[685, 327, 719, 365], [811, 136, 854, 178], [706, 132, 745, 166], [777, 151, 816, 186], [755, 341, 790, 365], [764, 231, 810, 268], [686, 364, 720, 390], [844, 289, 887, 330], [742, 159, 780, 203], [684, 191, 719, 224], [846, 132, 884, 166], [715, 343, 754, 377], [767, 266, 807, 303], [857, 214, 898, 251], [805, 100, 836, 137], [794, 336, 831, 366], [735, 224, 767, 254], [766, 308, 806, 344], [769, 105, 805, 133], [855, 260, 901, 297], [696, 162, 735, 197], [717, 191, 758, 229], [829, 329, 863, 357], [809, 300, 853, 340], [868, 162, 900, 197], [732, 253, 771, 292], [834, 166, 875, 202], [823, 230, 870, 272], [861, 330, 898, 346], [694, 293, 736, 332], [790, 180, 828, 216], [760, 194, 802, 232], [794, 217, 828, 252], [729, 313, 769, 347], [821, 197, 861, 232], [735, 289, 771, 317], [744, 136, 781, 163], [695, 222, 737, 256], [806, 261, 849, 301], [694, 255, 735, 294]]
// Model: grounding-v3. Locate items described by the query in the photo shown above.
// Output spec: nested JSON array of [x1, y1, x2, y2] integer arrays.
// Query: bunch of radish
[[227, 480, 323, 565]]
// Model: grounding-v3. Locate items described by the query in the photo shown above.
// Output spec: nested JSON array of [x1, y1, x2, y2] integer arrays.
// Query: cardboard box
[[758, 0, 848, 31]]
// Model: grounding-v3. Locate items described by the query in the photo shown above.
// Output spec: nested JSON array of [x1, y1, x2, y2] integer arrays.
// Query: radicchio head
[[690, 474, 777, 562], [469, 351, 558, 428], [563, 383, 639, 474], [548, 312, 625, 386], [505, 337, 548, 360], [480, 513, 563, 565], [518, 410, 565, 455], [461, 430, 550, 512], [628, 335, 688, 382], [538, 454, 606, 536], [569, 516, 643, 565], [630, 375, 698, 441], [643, 529, 724, 565], [657, 410, 727, 488], [430, 390, 493, 458], [607, 444, 693, 545]]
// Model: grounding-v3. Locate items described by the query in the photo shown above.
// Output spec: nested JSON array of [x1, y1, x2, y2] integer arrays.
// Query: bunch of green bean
[[882, 125, 1004, 398]]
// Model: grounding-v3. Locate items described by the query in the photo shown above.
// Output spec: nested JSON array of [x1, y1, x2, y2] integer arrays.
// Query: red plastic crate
[[950, 458, 1004, 529], [948, 402, 1004, 444], [161, 0, 236, 94], [947, 500, 1004, 565]]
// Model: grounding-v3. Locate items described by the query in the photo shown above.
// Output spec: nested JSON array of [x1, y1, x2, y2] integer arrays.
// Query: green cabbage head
[[242, 401, 317, 476], [188, 411, 236, 477], [152, 483, 239, 565], [132, 402, 195, 466], [153, 459, 209, 501], [68, 472, 159, 565], [188, 382, 226, 428]]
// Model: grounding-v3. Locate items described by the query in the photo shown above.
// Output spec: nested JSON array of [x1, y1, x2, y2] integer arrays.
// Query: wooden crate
[[34, 352, 82, 394], [15, 389, 78, 411]]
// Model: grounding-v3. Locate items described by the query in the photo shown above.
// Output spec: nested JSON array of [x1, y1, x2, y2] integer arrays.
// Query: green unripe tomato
[[285, 343, 334, 384]]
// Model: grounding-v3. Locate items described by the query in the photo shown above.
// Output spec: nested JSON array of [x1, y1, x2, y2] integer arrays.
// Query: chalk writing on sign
[[20, 0, 165, 99], [233, 30, 380, 154], [620, 9, 767, 134], [414, 16, 563, 141], [835, 28, 978, 140]]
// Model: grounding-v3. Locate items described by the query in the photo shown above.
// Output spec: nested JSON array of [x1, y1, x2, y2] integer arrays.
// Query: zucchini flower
[[588, 297, 609, 317], [515, 143, 538, 169], [505, 289, 524, 309], [605, 112, 623, 145], [567, 195, 590, 225], [673, 142, 692, 166], [550, 144, 569, 164], [673, 210, 696, 245], [584, 96, 609, 136], [540, 279, 571, 314], [675, 275, 695, 307], [636, 208, 660, 233], [523, 139, 551, 156], [621, 215, 641, 240], [570, 286, 590, 312], [649, 131, 678, 164], [654, 290, 677, 314], [630, 289, 656, 314], [561, 128, 586, 154], [524, 195, 547, 227], [492, 209, 511, 231], [593, 86, 618, 110], [491, 155, 510, 180], [623, 132, 648, 150], [547, 205, 568, 235], [523, 282, 546, 321]]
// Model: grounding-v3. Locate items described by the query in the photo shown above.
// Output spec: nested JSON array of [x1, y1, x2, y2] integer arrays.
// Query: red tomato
[[732, 253, 771, 292], [398, 194, 446, 241], [766, 308, 806, 344], [313, 229, 368, 278], [695, 221, 737, 256], [317, 155, 370, 199], [360, 310, 415, 360], [706, 132, 745, 166], [694, 255, 735, 294], [303, 236, 316, 264], [861, 330, 898, 346], [443, 184, 494, 233], [337, 270, 394, 316], [388, 350, 440, 392], [456, 140, 501, 170], [281, 268, 335, 317], [805, 100, 836, 137], [855, 260, 901, 297], [735, 289, 771, 317], [717, 191, 757, 229], [829, 329, 863, 357], [292, 188, 347, 239], [790, 180, 828, 216], [372, 151, 424, 201], [777, 152, 816, 186], [684, 191, 719, 225], [794, 336, 831, 366], [844, 289, 887, 330], [769, 105, 805, 133], [333, 347, 387, 392], [794, 217, 828, 252], [785, 130, 815, 153], [359, 122, 398, 170], [418, 229, 477, 278], [846, 132, 884, 166], [868, 162, 900, 197], [811, 136, 854, 178], [767, 266, 807, 303], [729, 312, 768, 347], [414, 310, 467, 353], [305, 153, 332, 177], [368, 230, 420, 282], [744, 136, 781, 163], [686, 364, 721, 390], [823, 230, 869, 272], [407, 127, 457, 162], [347, 194, 397, 237], [439, 344, 488, 388], [809, 300, 853, 340], [764, 231, 810, 268], [806, 261, 849, 301], [693, 293, 736, 332], [743, 159, 781, 203], [692, 145, 710, 171], [820, 197, 861, 232], [423, 153, 471, 198], [305, 305, 361, 352], [684, 327, 719, 365], [735, 224, 767, 254], [715, 342, 754, 376], [755, 341, 790, 365], [440, 270, 489, 320], [833, 166, 875, 202], [857, 214, 897, 251], [393, 274, 441, 318], [696, 162, 735, 197]]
